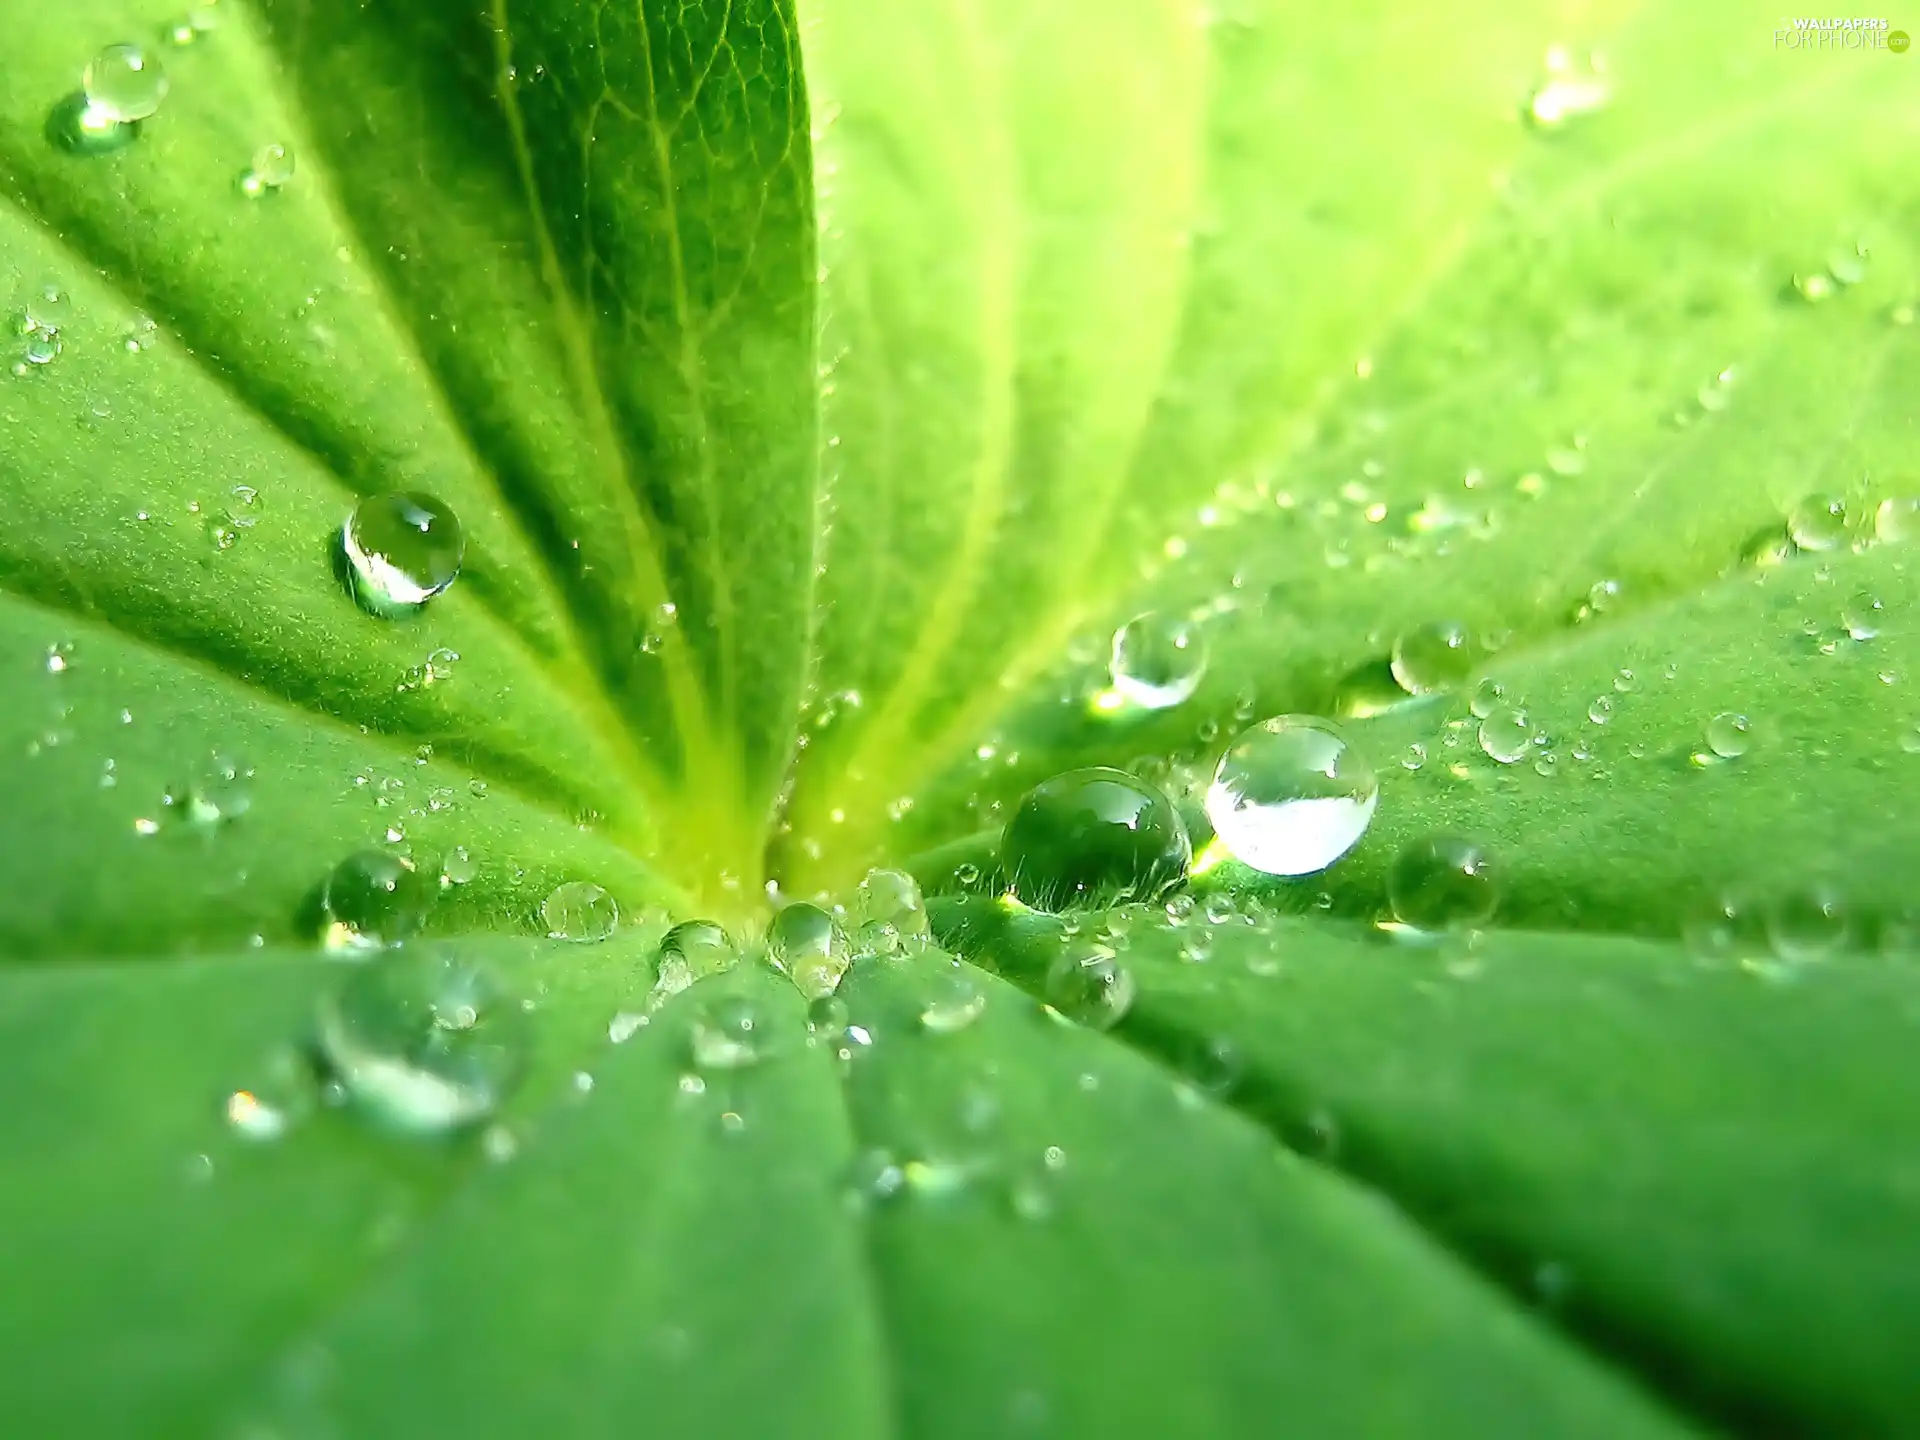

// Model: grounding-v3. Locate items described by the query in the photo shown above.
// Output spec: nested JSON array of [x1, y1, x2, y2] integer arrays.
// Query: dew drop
[[855, 867, 929, 939], [1705, 711, 1752, 760], [1203, 715, 1376, 876], [689, 995, 771, 1071], [770, 901, 844, 997], [1469, 677, 1506, 719], [239, 142, 294, 197], [920, 963, 987, 1034], [1043, 937, 1136, 1031], [1842, 591, 1884, 641], [47, 92, 136, 155], [660, 919, 734, 977], [322, 850, 434, 951], [1586, 695, 1614, 726], [1108, 611, 1207, 709], [1389, 620, 1473, 695], [541, 881, 618, 943], [315, 949, 526, 1132], [83, 43, 169, 123], [1388, 836, 1501, 931], [1787, 494, 1849, 552], [341, 492, 465, 614], [186, 750, 253, 824], [439, 845, 475, 886], [1874, 495, 1920, 545], [1767, 885, 1848, 961], [1477, 706, 1536, 765], [1001, 767, 1190, 911]]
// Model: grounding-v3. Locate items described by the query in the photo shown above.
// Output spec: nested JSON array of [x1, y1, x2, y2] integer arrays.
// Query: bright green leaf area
[[1, 0, 1916, 1433]]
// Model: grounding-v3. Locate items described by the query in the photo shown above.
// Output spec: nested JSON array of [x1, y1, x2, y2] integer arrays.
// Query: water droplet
[[83, 44, 169, 123], [689, 995, 771, 1070], [1767, 886, 1848, 961], [1612, 667, 1637, 694], [44, 641, 75, 674], [1787, 495, 1849, 552], [1388, 836, 1500, 931], [1705, 711, 1752, 760], [239, 142, 294, 197], [440, 846, 475, 886], [1108, 611, 1207, 709], [770, 901, 844, 997], [222, 1049, 315, 1143], [1586, 695, 1614, 725], [1874, 495, 1920, 544], [186, 751, 252, 824], [659, 919, 733, 979], [1389, 620, 1473, 695], [1002, 768, 1190, 911], [1684, 892, 1765, 960], [845, 1147, 907, 1208], [1043, 937, 1136, 1030], [1900, 723, 1920, 756], [1469, 678, 1506, 719], [920, 963, 987, 1034], [1203, 715, 1376, 876], [1399, 741, 1427, 772], [1477, 706, 1536, 765], [539, 881, 618, 942], [47, 92, 137, 155], [1794, 271, 1834, 303], [322, 850, 434, 951], [855, 867, 929, 939], [1842, 591, 1884, 641], [341, 492, 465, 614], [315, 949, 526, 1132]]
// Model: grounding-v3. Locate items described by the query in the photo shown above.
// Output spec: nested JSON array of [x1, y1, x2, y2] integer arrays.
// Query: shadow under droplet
[[46, 91, 139, 156]]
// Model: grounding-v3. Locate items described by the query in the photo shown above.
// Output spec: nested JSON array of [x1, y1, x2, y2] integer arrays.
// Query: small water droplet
[[1477, 706, 1535, 764], [44, 640, 75, 674], [439, 846, 476, 886], [321, 850, 435, 951], [47, 92, 136, 155], [84, 43, 170, 123], [1002, 768, 1190, 911], [1842, 591, 1884, 641], [1469, 678, 1506, 719], [341, 492, 465, 613], [1203, 715, 1376, 876], [1874, 495, 1920, 545], [1586, 695, 1614, 725], [222, 1048, 315, 1143], [769, 901, 843, 997], [1399, 740, 1427, 772], [315, 949, 525, 1132], [1043, 937, 1136, 1030], [689, 995, 772, 1070], [238, 142, 294, 197], [541, 881, 618, 942], [1389, 620, 1473, 695], [184, 750, 253, 824], [1108, 611, 1207, 709], [1787, 495, 1849, 552], [1704, 711, 1752, 760], [920, 963, 987, 1034], [1767, 885, 1848, 961], [1388, 836, 1501, 931], [855, 867, 929, 941], [1612, 668, 1637, 694], [1794, 271, 1835, 303], [1525, 46, 1610, 127]]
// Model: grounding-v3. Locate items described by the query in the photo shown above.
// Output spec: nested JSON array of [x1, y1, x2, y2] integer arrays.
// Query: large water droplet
[[1043, 937, 1136, 1030], [541, 881, 617, 942], [1389, 620, 1473, 695], [1108, 611, 1207, 709], [84, 43, 169, 122], [1787, 495, 1849, 552], [1002, 768, 1190, 911], [1205, 716, 1376, 876], [342, 492, 465, 614], [322, 850, 434, 951], [1477, 706, 1536, 764], [1388, 835, 1501, 931], [1705, 711, 1752, 759], [315, 950, 526, 1132], [855, 866, 929, 944], [770, 901, 844, 997]]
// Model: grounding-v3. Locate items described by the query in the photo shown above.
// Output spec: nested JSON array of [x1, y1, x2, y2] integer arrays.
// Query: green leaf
[[2, 0, 1918, 1432]]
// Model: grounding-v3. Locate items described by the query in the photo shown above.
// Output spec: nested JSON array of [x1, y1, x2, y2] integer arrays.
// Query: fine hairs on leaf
[[0, 1, 1916, 1437]]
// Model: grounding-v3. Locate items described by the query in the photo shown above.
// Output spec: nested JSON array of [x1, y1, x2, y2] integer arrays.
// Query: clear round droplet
[[187, 750, 252, 823], [47, 92, 137, 156], [1874, 495, 1920, 545], [315, 949, 526, 1132], [1477, 706, 1536, 765], [660, 919, 734, 978], [240, 142, 295, 197], [1705, 712, 1752, 760], [1109, 611, 1207, 709], [1389, 620, 1474, 695], [920, 963, 987, 1034], [1043, 938, 1136, 1031], [1787, 494, 1849, 552], [1767, 886, 1848, 961], [1204, 715, 1377, 876], [1002, 767, 1190, 911], [440, 845, 476, 886], [322, 849, 435, 951], [770, 901, 844, 998], [689, 994, 771, 1071], [1388, 835, 1501, 931], [341, 492, 465, 613], [854, 867, 930, 940], [1842, 591, 1884, 641], [1586, 695, 1614, 726], [84, 43, 170, 123], [542, 881, 618, 942], [1469, 678, 1506, 719]]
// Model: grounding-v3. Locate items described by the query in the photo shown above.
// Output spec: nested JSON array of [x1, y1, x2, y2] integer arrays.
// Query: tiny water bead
[[316, 949, 527, 1132], [1477, 706, 1536, 765], [1705, 711, 1753, 760], [1043, 938, 1136, 1031], [1108, 610, 1207, 709], [341, 492, 465, 613], [1388, 836, 1501, 931], [239, 143, 295, 197], [1002, 767, 1190, 912], [1204, 715, 1377, 876], [1389, 620, 1474, 696], [919, 963, 988, 1034], [1787, 494, 1849, 552], [322, 850, 435, 951], [542, 880, 618, 942], [83, 43, 170, 123]]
